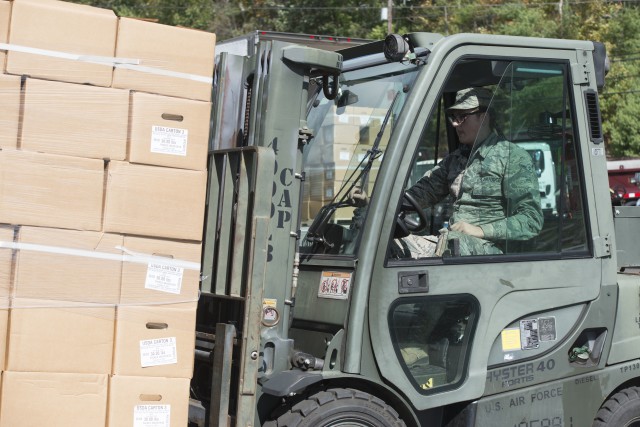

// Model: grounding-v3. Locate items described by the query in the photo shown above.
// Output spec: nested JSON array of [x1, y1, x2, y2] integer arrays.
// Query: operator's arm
[[406, 155, 456, 209], [479, 146, 543, 241]]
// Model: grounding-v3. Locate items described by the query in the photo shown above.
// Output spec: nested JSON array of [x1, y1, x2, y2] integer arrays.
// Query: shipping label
[[145, 262, 184, 294], [134, 404, 171, 427], [151, 125, 188, 156], [140, 337, 178, 367]]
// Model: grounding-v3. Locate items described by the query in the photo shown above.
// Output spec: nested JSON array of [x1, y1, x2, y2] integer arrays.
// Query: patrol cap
[[448, 87, 493, 111]]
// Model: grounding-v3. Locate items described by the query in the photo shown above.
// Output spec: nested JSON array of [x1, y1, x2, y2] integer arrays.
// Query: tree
[[70, 0, 261, 40], [63, 0, 640, 156], [599, 5, 640, 157]]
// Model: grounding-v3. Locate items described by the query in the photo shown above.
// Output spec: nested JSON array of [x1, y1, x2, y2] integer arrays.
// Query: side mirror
[[336, 89, 359, 108]]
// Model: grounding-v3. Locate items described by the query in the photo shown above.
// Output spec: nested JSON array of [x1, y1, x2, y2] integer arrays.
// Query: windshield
[[299, 61, 422, 256]]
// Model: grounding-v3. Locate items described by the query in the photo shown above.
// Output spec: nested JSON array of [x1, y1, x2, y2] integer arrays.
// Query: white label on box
[[134, 404, 171, 427], [140, 337, 178, 367], [150, 125, 188, 156], [339, 150, 350, 160], [145, 262, 184, 294]]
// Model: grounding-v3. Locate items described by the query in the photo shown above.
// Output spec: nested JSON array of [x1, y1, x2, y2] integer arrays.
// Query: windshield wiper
[[304, 91, 401, 249]]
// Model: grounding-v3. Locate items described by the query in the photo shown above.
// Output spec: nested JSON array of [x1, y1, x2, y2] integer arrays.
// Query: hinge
[[571, 50, 590, 86], [593, 234, 611, 258], [298, 126, 313, 147]]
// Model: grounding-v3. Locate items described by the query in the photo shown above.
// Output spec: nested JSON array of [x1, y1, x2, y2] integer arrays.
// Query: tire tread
[[593, 386, 640, 426], [266, 387, 404, 427]]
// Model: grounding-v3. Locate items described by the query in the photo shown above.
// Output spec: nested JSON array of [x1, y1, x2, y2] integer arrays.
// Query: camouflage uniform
[[400, 131, 543, 257]]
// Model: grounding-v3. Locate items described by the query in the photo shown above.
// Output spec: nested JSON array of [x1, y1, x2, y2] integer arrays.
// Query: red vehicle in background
[[609, 158, 640, 206]]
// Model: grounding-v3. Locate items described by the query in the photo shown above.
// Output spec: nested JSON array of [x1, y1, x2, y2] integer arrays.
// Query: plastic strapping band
[[0, 42, 140, 65], [0, 43, 213, 83], [116, 245, 201, 270], [114, 62, 213, 84], [0, 241, 200, 271]]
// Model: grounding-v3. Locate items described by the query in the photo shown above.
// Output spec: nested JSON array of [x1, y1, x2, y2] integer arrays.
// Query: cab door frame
[[345, 36, 605, 411]]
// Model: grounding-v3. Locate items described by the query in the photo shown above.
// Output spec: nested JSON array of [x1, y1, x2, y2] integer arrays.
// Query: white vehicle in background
[[517, 141, 558, 217]]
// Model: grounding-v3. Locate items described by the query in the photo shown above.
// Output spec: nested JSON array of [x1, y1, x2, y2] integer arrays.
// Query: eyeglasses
[[447, 109, 483, 125]]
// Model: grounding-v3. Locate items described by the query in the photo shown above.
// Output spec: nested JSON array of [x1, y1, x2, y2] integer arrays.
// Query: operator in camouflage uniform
[[395, 87, 543, 257]]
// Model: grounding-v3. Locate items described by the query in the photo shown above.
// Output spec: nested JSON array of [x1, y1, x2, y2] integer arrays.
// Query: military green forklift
[[189, 31, 640, 427]]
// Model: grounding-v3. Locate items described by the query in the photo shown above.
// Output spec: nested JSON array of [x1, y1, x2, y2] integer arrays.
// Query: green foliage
[[598, 5, 640, 157], [493, 5, 560, 38], [66, 0, 640, 156], [260, 0, 382, 38]]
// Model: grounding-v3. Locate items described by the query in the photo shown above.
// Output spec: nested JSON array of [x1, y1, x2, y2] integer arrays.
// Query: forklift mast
[[191, 41, 342, 426]]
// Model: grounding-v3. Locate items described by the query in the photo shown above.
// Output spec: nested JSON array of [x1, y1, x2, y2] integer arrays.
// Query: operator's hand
[[348, 186, 369, 208], [450, 221, 484, 238]]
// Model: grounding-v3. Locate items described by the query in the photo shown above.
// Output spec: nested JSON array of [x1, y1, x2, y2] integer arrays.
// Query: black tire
[[264, 388, 406, 427], [593, 386, 640, 427]]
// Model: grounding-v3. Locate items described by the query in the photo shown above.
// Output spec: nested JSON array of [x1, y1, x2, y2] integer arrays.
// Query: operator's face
[[449, 108, 489, 146]]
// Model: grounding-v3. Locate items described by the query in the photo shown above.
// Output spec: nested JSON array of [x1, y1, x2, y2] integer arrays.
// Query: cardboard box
[[0, 371, 108, 427], [307, 163, 339, 201], [113, 17, 215, 101], [306, 163, 356, 202], [120, 236, 201, 305], [328, 124, 361, 147], [334, 105, 389, 126], [14, 227, 122, 303], [0, 1, 11, 70], [301, 200, 326, 224], [113, 302, 196, 378], [362, 118, 391, 146], [0, 225, 14, 301], [108, 375, 190, 427], [21, 78, 129, 160], [104, 161, 206, 241], [0, 149, 105, 231], [300, 200, 311, 223], [129, 92, 211, 170], [324, 142, 378, 168], [7, 298, 115, 374], [0, 308, 8, 370], [0, 73, 21, 150], [5, 0, 117, 86]]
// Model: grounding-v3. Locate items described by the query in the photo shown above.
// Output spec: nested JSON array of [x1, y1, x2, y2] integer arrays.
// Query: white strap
[[0, 42, 139, 65], [0, 42, 213, 84], [114, 62, 213, 84], [0, 241, 201, 271]]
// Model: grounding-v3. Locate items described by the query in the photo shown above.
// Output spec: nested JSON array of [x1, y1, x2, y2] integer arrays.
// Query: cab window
[[390, 295, 478, 393], [390, 59, 588, 261], [299, 62, 422, 256]]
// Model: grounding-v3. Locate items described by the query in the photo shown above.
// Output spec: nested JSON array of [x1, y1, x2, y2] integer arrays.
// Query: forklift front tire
[[593, 386, 640, 426], [265, 388, 406, 427]]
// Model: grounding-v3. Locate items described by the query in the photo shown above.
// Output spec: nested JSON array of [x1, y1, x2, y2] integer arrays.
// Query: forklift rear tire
[[265, 388, 406, 427], [593, 386, 640, 426]]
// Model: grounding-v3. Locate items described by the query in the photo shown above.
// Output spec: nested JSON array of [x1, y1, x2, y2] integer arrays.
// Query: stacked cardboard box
[[0, 1, 10, 71], [0, 74, 20, 150], [0, 0, 215, 425]]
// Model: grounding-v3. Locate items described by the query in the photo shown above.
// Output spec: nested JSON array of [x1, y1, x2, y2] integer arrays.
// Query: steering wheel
[[395, 192, 428, 238]]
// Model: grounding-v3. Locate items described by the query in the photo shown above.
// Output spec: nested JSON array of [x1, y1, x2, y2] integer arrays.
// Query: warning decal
[[538, 316, 557, 342], [520, 318, 540, 350], [318, 271, 352, 300]]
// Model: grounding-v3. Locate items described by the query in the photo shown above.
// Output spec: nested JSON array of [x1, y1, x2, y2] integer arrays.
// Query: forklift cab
[[288, 32, 606, 423]]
